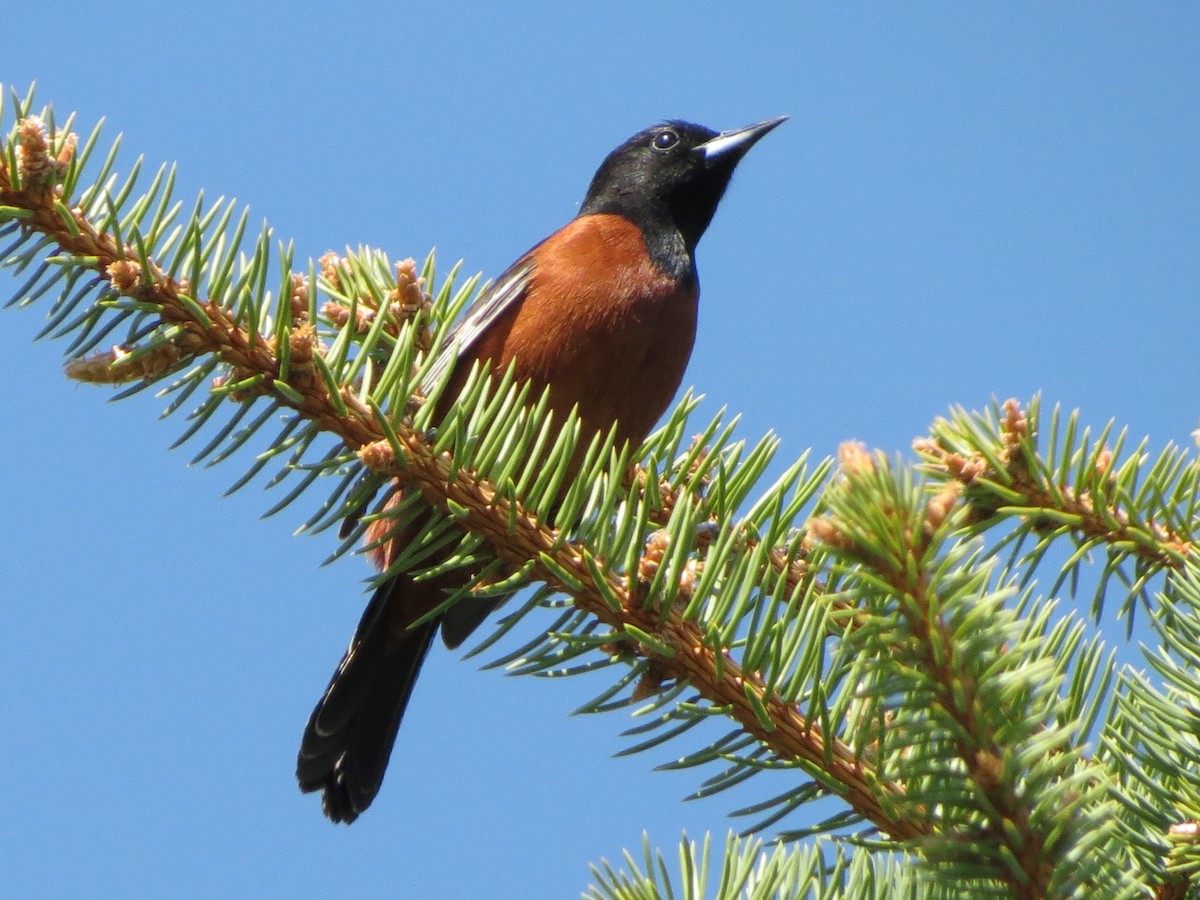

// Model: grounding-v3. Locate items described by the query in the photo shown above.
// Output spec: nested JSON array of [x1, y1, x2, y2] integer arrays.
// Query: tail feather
[[439, 595, 507, 650], [297, 576, 439, 824]]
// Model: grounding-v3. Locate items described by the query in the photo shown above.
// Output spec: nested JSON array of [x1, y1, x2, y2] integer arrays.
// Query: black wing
[[419, 255, 537, 396], [337, 254, 539, 542]]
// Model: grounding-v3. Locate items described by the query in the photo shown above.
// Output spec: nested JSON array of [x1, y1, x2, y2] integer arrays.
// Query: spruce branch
[[4, 86, 1193, 896], [0, 87, 920, 841], [585, 832, 886, 900], [916, 397, 1194, 614], [810, 446, 1129, 897]]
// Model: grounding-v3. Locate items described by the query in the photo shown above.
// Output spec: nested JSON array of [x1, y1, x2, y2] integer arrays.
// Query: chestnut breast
[[456, 213, 698, 451]]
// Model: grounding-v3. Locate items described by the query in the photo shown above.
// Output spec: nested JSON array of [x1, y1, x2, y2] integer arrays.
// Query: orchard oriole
[[297, 116, 787, 823]]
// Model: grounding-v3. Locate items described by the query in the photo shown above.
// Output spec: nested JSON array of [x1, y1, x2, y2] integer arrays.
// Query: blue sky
[[2, 4, 1198, 898]]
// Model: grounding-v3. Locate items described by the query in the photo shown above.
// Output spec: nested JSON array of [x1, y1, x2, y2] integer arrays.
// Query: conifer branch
[[0, 89, 920, 842], [4, 87, 1188, 896], [916, 397, 1194, 571], [814, 446, 1056, 896]]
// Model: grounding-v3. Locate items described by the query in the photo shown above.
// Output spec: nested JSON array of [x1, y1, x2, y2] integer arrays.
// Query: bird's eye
[[652, 130, 679, 151]]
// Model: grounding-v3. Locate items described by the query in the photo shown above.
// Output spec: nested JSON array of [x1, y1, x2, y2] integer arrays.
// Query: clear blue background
[[2, 4, 1198, 898]]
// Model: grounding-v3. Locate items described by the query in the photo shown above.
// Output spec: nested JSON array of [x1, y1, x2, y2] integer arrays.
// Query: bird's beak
[[697, 116, 789, 165]]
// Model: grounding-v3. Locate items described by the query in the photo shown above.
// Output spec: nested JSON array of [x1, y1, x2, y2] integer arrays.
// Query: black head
[[578, 117, 787, 279]]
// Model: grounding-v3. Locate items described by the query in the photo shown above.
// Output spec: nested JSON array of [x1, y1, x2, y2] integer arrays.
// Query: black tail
[[296, 576, 439, 824]]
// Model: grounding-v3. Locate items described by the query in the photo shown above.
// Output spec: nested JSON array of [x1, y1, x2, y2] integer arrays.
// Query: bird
[[296, 115, 787, 823]]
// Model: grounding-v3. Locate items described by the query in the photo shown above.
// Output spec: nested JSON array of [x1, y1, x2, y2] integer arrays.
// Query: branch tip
[[360, 439, 397, 473]]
